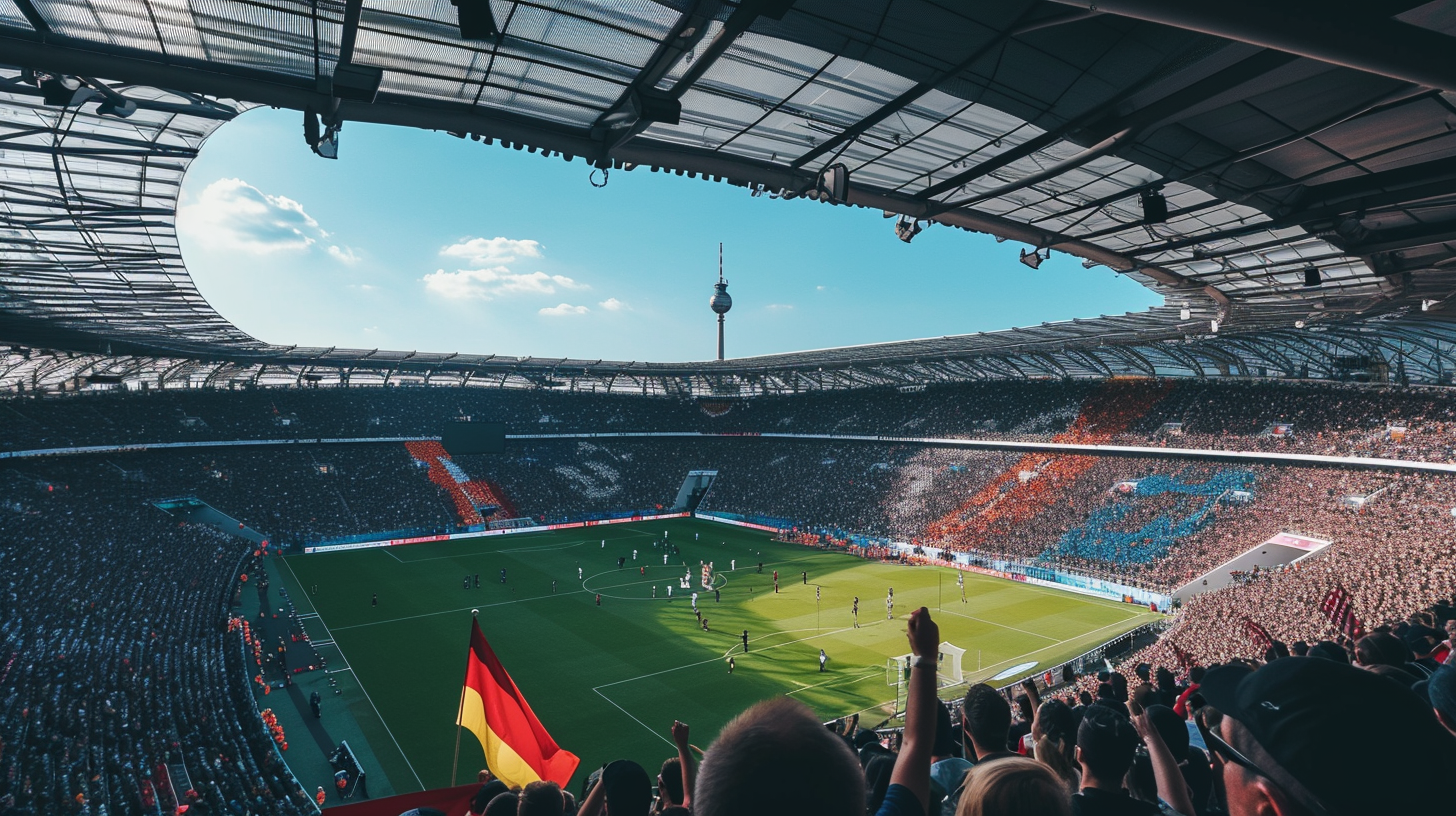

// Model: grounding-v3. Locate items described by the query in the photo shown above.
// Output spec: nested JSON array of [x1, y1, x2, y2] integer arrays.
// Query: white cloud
[[765, 303, 795, 311], [440, 237, 542, 267], [422, 267, 585, 300], [539, 303, 589, 316], [329, 245, 360, 264], [424, 236, 586, 301], [177, 177, 328, 254], [599, 297, 629, 311]]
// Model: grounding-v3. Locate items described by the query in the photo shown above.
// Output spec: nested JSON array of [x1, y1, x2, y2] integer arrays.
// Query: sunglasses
[[1196, 716, 1334, 816]]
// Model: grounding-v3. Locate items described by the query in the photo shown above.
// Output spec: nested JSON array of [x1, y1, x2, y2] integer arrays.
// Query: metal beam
[[338, 0, 364, 67], [1047, 0, 1456, 92], [789, 3, 1076, 170], [665, 0, 795, 100]]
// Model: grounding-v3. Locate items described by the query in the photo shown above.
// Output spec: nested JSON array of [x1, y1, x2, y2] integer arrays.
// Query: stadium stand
[[6, 0, 1456, 812]]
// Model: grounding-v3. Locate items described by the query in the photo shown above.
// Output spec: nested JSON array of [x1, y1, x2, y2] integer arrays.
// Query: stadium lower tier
[[4, 438, 1454, 812]]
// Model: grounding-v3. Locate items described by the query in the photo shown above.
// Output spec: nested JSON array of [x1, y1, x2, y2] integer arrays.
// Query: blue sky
[[177, 107, 1160, 361]]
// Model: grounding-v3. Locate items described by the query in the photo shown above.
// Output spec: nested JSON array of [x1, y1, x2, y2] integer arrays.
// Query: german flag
[[457, 619, 579, 788]]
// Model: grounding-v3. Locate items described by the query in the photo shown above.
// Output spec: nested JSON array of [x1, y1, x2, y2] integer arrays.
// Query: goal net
[[886, 642, 965, 687]]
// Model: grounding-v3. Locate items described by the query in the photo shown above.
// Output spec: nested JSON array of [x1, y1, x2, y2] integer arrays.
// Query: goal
[[886, 642, 966, 688]]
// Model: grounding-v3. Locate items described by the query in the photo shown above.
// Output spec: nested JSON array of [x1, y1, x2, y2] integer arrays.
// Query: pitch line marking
[[932, 608, 1063, 642], [785, 671, 882, 697], [280, 557, 426, 791]]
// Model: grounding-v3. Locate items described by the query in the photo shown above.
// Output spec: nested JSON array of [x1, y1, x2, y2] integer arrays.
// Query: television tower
[[709, 242, 732, 360]]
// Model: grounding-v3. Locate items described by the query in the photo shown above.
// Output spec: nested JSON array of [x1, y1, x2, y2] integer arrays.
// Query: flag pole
[[452, 609, 480, 788]]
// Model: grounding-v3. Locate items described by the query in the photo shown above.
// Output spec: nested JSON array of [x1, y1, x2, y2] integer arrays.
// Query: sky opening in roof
[[178, 107, 1160, 361]]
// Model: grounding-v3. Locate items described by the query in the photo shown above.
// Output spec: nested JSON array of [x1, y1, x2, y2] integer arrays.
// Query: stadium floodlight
[[1140, 189, 1168, 224], [816, 163, 850, 204], [85, 79, 137, 118], [894, 215, 922, 243], [1179, 307, 1192, 320], [1019, 248, 1047, 269], [39, 75, 95, 108], [1210, 319, 1220, 333], [1303, 266, 1321, 287], [453, 0, 500, 40]]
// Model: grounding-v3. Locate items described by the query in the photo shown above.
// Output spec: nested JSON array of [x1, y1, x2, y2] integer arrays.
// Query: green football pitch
[[274, 518, 1158, 793]]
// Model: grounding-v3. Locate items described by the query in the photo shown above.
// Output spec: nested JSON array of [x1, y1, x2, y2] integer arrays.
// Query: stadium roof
[[2, 0, 1456, 393]]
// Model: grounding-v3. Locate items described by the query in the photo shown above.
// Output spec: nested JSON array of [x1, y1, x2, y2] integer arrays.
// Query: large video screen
[[441, 421, 507, 455]]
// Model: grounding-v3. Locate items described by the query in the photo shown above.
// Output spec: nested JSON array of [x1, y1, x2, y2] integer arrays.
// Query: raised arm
[[1133, 708, 1196, 816], [886, 607, 940, 815], [672, 720, 696, 809]]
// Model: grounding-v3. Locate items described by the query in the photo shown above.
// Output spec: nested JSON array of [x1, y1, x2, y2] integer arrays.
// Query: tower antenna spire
[[709, 243, 733, 361]]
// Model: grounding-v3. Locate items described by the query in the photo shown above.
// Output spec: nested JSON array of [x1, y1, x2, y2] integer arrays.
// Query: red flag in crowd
[[1320, 585, 1365, 639], [1243, 618, 1273, 650]]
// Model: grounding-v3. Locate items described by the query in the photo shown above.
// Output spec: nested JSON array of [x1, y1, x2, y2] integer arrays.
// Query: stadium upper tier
[[3, 1, 1456, 392]]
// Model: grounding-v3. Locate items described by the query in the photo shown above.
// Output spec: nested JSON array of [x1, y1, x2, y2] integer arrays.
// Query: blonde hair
[[955, 756, 1071, 816]]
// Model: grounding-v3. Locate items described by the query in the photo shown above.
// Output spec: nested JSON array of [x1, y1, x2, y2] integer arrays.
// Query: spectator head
[[1263, 641, 1290, 662], [656, 757, 684, 807], [517, 781, 563, 816], [1154, 667, 1176, 691], [1353, 632, 1411, 667], [1145, 705, 1189, 762], [954, 756, 1070, 816], [483, 792, 518, 816], [1075, 705, 1140, 787], [1307, 641, 1349, 664], [1189, 665, 1206, 684], [1403, 630, 1437, 660], [472, 780, 509, 814], [1134, 663, 1151, 683], [600, 760, 652, 816], [962, 684, 1012, 757], [1290, 641, 1310, 657], [1013, 693, 1035, 724], [1108, 672, 1128, 702], [1077, 690, 1093, 707], [1426, 664, 1456, 736], [932, 700, 958, 759], [695, 697, 864, 816], [1201, 657, 1456, 816]]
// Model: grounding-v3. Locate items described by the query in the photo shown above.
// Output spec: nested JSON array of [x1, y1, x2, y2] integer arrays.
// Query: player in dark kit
[[741, 630, 749, 653], [372, 593, 377, 607]]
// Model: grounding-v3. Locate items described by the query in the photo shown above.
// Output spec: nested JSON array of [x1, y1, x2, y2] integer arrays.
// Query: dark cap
[[1200, 657, 1456, 816], [601, 760, 652, 816]]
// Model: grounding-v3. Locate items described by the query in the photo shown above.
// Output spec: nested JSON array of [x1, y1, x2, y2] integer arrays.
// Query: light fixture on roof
[[1295, 320, 1306, 329], [1019, 248, 1048, 269], [303, 107, 340, 159], [86, 79, 137, 118], [1303, 266, 1321, 287], [1210, 319, 1219, 333], [809, 163, 849, 204], [1140, 188, 1168, 224], [894, 215, 922, 243], [453, 0, 500, 40], [39, 75, 95, 108], [1334, 213, 1368, 243], [1179, 307, 1192, 320]]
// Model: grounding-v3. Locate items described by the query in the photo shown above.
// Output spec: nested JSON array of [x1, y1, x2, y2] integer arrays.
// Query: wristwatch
[[910, 655, 934, 669]]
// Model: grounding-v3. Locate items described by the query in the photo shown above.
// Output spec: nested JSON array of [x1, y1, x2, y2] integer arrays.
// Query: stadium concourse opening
[[6, 1, 1456, 814]]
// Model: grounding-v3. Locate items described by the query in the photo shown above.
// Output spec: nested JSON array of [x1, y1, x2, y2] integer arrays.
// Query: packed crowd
[[5, 378, 1456, 463], [0, 473, 313, 815], [465, 606, 1456, 816]]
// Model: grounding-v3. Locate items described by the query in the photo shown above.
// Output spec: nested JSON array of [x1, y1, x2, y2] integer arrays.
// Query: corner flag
[[456, 619, 579, 788]]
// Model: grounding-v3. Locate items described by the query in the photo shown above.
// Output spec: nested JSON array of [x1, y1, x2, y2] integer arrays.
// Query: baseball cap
[[1200, 656, 1456, 815], [601, 759, 652, 816]]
